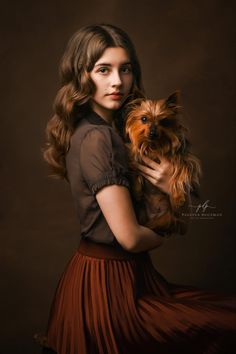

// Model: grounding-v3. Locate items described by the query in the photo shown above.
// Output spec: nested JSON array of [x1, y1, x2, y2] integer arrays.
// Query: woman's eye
[[141, 116, 148, 123], [98, 66, 132, 75], [98, 67, 109, 74], [121, 66, 132, 73]]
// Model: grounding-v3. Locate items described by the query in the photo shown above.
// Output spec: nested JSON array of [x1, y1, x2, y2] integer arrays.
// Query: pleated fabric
[[36, 239, 236, 354]]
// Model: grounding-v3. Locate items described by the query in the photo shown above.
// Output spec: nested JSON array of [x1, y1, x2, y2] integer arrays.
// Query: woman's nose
[[111, 70, 122, 86]]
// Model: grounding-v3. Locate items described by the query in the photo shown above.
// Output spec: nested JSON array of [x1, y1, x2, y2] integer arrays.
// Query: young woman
[[35, 24, 236, 354]]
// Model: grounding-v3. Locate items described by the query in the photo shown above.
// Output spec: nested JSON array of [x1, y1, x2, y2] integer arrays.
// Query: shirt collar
[[85, 109, 112, 127]]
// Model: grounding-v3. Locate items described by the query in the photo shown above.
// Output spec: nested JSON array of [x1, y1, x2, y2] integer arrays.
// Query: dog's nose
[[149, 129, 157, 139], [149, 123, 158, 139]]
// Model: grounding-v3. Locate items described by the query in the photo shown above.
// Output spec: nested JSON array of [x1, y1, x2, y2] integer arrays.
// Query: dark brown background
[[1, 0, 235, 353]]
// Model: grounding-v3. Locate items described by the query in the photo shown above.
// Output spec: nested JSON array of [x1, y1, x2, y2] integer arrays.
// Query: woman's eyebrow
[[95, 61, 131, 67]]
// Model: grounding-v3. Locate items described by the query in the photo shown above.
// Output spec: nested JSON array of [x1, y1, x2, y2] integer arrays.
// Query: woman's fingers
[[139, 171, 159, 186], [141, 155, 161, 168], [136, 162, 162, 180], [141, 155, 170, 174], [142, 156, 173, 176], [140, 170, 170, 194], [136, 159, 168, 178], [135, 155, 173, 195]]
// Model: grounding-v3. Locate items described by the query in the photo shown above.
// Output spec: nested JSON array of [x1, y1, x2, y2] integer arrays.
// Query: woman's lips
[[108, 94, 123, 100]]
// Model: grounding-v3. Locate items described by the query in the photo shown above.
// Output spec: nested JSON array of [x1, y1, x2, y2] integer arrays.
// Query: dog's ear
[[123, 98, 144, 116], [165, 91, 181, 110], [126, 97, 144, 108]]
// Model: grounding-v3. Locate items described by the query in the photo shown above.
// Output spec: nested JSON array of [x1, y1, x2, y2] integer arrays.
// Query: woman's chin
[[106, 102, 123, 111]]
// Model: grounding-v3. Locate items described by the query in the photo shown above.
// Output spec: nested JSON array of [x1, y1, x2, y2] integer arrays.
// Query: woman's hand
[[135, 155, 173, 195]]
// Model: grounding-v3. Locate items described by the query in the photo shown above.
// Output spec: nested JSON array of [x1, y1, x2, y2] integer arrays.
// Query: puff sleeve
[[79, 127, 131, 195]]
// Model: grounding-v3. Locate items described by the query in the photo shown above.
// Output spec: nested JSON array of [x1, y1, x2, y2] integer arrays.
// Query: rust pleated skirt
[[36, 238, 236, 354]]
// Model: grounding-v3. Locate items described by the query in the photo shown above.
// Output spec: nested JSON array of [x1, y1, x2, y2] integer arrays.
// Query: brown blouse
[[65, 109, 131, 246]]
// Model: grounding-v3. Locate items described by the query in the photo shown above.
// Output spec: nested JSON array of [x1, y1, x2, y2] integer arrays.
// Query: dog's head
[[125, 91, 188, 156]]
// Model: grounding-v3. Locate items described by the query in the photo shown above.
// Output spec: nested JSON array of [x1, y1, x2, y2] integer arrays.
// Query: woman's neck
[[89, 101, 115, 125]]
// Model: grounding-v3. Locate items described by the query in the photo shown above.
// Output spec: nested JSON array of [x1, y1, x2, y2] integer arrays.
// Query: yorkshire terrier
[[124, 91, 201, 236]]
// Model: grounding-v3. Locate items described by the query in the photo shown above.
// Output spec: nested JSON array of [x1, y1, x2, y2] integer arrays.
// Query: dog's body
[[124, 91, 201, 236]]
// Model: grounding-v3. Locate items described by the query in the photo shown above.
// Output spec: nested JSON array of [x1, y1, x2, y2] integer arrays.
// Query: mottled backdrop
[[1, 0, 235, 353]]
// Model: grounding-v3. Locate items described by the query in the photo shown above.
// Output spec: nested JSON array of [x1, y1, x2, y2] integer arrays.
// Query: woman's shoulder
[[72, 120, 112, 148], [66, 120, 112, 169], [66, 115, 130, 183], [71, 115, 125, 151]]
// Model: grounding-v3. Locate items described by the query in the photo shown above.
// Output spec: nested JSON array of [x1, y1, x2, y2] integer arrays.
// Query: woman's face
[[89, 47, 133, 122]]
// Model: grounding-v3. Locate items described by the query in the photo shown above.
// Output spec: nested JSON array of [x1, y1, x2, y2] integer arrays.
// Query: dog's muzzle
[[149, 127, 159, 140]]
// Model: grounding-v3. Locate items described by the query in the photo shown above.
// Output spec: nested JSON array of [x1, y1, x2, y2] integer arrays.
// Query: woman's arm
[[96, 185, 164, 253]]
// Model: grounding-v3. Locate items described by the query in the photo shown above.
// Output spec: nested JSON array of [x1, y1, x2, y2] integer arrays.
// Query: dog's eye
[[141, 116, 148, 123], [160, 118, 173, 127]]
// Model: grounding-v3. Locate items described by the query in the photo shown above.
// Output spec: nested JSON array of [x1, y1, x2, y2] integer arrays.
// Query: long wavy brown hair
[[43, 23, 146, 180]]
